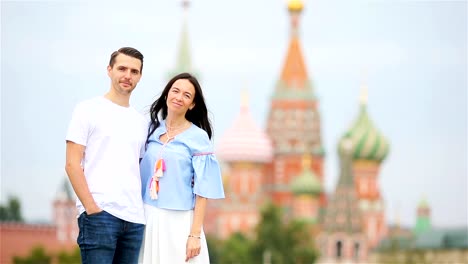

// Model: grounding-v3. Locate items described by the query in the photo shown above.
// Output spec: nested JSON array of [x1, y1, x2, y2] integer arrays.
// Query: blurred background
[[1, 0, 466, 263]]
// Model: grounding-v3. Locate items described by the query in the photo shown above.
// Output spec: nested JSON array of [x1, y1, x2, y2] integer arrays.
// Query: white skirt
[[138, 204, 210, 264]]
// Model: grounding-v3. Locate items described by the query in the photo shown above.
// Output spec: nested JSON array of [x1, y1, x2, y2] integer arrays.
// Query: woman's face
[[166, 79, 196, 116]]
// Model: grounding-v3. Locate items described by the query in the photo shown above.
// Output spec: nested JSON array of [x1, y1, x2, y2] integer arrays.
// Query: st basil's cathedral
[[170, 0, 392, 262]]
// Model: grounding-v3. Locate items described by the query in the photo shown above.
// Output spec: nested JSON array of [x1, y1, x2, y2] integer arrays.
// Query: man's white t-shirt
[[66, 96, 147, 224]]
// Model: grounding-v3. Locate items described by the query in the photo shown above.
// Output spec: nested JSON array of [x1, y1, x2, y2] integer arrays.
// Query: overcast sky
[[1, 0, 467, 228]]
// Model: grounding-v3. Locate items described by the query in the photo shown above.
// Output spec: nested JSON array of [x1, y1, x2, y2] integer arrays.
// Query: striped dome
[[338, 104, 389, 162], [217, 104, 273, 163]]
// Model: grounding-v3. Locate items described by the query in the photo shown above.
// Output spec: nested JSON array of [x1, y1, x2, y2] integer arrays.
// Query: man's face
[[107, 54, 142, 95]]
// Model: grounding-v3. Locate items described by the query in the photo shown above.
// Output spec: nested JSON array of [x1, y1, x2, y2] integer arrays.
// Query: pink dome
[[217, 105, 273, 163]]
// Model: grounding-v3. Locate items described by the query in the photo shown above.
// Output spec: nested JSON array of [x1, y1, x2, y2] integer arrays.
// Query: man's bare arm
[[65, 141, 101, 215]]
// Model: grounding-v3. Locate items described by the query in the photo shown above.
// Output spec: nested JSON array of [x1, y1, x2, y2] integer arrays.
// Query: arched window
[[354, 242, 360, 260], [335, 240, 342, 259]]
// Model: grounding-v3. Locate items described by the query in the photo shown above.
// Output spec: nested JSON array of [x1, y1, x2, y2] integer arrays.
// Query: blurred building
[[213, 0, 329, 240], [215, 91, 273, 239], [317, 138, 369, 263], [160, 0, 389, 262], [369, 200, 468, 263], [0, 179, 78, 264], [165, 0, 467, 263], [263, 0, 326, 213], [342, 90, 390, 249], [290, 155, 322, 223]]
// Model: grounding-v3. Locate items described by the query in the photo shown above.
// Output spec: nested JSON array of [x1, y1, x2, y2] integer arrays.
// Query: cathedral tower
[[414, 198, 431, 235], [52, 178, 78, 243], [340, 86, 390, 248], [318, 139, 368, 263], [265, 0, 325, 214], [168, 0, 198, 79], [216, 91, 273, 239]]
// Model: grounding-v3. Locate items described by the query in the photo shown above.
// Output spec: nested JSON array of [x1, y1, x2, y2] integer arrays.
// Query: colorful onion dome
[[291, 155, 322, 195], [338, 87, 390, 162], [216, 92, 273, 163], [288, 0, 304, 12]]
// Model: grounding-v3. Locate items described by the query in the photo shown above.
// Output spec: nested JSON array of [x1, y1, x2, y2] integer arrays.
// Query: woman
[[139, 72, 225, 263]]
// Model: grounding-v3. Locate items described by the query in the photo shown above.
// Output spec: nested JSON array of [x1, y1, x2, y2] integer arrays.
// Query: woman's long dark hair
[[146, 72, 213, 143]]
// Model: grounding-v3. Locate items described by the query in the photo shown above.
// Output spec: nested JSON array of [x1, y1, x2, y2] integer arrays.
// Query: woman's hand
[[185, 235, 201, 262]]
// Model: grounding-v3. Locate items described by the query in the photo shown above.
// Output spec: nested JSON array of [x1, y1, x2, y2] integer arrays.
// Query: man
[[65, 47, 147, 263]]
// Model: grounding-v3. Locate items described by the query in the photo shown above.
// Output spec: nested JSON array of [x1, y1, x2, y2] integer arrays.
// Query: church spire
[[288, 0, 304, 36], [359, 84, 368, 106], [265, 0, 324, 212], [55, 176, 74, 201], [359, 70, 369, 106], [168, 0, 196, 78], [276, 0, 313, 97]]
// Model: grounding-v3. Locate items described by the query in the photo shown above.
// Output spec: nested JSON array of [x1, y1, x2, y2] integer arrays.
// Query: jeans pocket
[[80, 211, 118, 247]]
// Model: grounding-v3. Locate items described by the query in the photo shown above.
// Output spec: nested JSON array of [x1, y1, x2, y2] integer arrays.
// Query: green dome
[[290, 168, 322, 195], [338, 104, 389, 162]]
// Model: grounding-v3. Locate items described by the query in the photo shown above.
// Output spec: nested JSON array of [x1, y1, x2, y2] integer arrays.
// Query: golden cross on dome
[[360, 85, 368, 105], [288, 0, 304, 12], [359, 69, 369, 105], [241, 88, 249, 108]]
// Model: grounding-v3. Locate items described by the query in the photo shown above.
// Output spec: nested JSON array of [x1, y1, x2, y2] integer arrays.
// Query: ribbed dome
[[338, 103, 389, 162], [291, 170, 322, 195], [217, 98, 273, 163], [291, 156, 322, 195]]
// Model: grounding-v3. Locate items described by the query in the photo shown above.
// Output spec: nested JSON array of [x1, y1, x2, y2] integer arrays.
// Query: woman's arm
[[185, 195, 207, 262]]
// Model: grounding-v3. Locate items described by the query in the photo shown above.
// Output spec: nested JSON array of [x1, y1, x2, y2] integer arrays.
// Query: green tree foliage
[[0, 196, 23, 222], [206, 203, 318, 264], [250, 203, 318, 264], [218, 232, 253, 264], [13, 246, 51, 264], [206, 235, 222, 264], [285, 220, 318, 264], [0, 206, 8, 220], [250, 203, 285, 263], [57, 247, 81, 264]]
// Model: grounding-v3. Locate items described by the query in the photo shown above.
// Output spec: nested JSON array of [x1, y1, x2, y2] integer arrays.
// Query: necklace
[[165, 121, 189, 141], [149, 120, 190, 200], [166, 121, 187, 130]]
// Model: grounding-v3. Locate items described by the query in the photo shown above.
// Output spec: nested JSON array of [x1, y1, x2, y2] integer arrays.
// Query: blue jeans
[[77, 211, 144, 264]]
